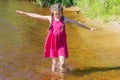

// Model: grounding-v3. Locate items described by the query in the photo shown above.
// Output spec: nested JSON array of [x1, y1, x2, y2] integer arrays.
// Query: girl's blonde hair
[[48, 3, 64, 30], [50, 3, 63, 17], [48, 3, 64, 31]]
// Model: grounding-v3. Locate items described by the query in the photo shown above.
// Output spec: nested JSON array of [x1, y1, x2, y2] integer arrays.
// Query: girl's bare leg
[[59, 56, 66, 73], [52, 58, 58, 72]]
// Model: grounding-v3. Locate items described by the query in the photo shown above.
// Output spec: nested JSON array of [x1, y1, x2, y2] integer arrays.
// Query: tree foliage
[[36, 0, 73, 7]]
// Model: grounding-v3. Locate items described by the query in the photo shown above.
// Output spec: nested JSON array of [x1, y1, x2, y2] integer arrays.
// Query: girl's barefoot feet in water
[[52, 64, 72, 75], [58, 66, 72, 74], [52, 63, 60, 73]]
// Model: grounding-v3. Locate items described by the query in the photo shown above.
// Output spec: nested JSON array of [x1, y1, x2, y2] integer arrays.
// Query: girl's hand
[[89, 28, 96, 31], [16, 10, 24, 15]]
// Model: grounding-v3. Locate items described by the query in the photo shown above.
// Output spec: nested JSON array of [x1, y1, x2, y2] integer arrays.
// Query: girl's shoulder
[[46, 16, 52, 23], [47, 16, 70, 23]]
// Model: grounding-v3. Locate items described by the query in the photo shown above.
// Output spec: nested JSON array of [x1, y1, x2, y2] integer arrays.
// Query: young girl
[[16, 3, 96, 73]]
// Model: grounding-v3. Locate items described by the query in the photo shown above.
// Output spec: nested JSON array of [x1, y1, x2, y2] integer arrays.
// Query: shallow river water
[[0, 0, 120, 80]]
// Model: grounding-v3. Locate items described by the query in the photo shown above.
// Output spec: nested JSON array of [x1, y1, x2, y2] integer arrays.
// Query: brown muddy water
[[0, 0, 120, 80]]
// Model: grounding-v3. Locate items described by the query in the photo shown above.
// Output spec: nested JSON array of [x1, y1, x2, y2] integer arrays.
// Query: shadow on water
[[71, 66, 120, 77], [38, 66, 120, 80]]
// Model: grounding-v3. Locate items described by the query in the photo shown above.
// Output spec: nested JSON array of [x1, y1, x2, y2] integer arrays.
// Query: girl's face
[[53, 10, 62, 20]]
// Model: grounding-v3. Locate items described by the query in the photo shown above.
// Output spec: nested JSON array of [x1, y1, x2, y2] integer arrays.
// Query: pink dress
[[44, 17, 68, 58]]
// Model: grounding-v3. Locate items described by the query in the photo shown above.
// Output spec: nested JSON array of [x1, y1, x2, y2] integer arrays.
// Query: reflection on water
[[41, 72, 65, 80], [0, 0, 120, 80]]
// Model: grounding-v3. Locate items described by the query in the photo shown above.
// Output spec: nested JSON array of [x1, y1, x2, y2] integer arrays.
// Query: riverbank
[[64, 6, 120, 29]]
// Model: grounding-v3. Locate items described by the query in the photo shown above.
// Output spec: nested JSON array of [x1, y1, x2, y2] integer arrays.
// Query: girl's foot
[[52, 65, 56, 73], [52, 63, 60, 73]]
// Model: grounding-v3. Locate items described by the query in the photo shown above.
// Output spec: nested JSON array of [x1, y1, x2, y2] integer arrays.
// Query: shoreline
[[64, 6, 120, 28]]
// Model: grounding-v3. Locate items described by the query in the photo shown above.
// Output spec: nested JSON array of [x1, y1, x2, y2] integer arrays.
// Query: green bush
[[35, 0, 120, 22], [36, 0, 73, 7]]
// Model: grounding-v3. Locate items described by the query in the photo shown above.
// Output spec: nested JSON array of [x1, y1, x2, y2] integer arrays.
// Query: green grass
[[35, 0, 120, 22], [74, 0, 120, 22]]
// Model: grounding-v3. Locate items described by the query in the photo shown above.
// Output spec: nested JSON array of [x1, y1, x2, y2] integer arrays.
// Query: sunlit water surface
[[0, 0, 120, 80]]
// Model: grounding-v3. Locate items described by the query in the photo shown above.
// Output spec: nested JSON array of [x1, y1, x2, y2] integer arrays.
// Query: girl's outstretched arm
[[16, 10, 50, 21], [65, 17, 96, 31]]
